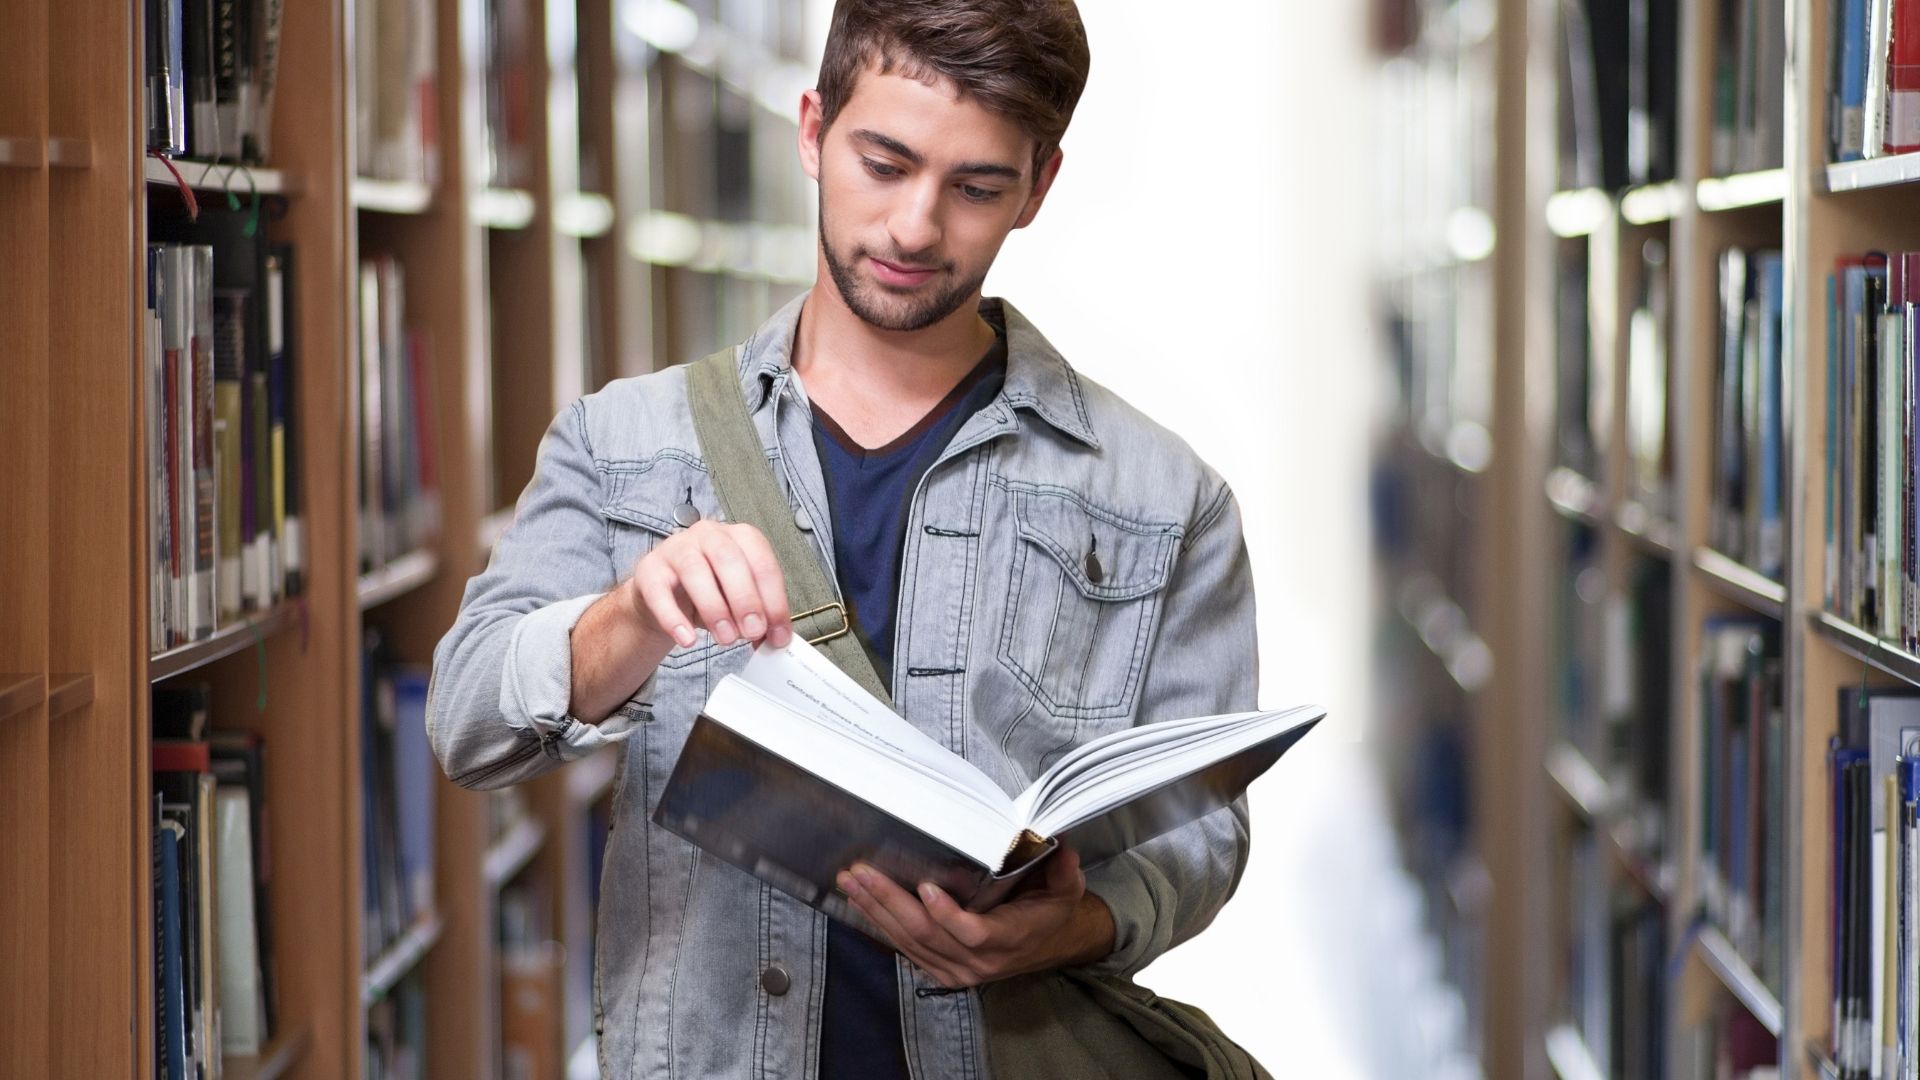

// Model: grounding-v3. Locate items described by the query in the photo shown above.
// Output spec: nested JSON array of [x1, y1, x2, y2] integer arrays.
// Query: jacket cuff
[[500, 592, 645, 761], [1081, 853, 1170, 978]]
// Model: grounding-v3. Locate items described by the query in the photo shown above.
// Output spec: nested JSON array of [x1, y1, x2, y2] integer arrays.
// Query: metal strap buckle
[[794, 602, 851, 646]]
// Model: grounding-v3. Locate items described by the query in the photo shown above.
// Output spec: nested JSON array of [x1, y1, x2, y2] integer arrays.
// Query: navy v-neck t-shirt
[[810, 331, 1007, 1080]]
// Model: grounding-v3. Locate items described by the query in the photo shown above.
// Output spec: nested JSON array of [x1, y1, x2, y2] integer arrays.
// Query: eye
[[959, 184, 1003, 204], [863, 158, 902, 179]]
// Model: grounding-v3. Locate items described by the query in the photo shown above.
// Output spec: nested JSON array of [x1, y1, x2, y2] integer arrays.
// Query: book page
[[726, 639, 1011, 810]]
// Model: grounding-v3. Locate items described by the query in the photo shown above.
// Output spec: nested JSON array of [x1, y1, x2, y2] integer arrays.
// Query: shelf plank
[[47, 137, 89, 169], [0, 674, 45, 721], [568, 745, 620, 805], [1394, 572, 1494, 693], [361, 911, 445, 1006], [1806, 1040, 1841, 1080], [1545, 742, 1612, 820], [48, 674, 93, 719], [1691, 548, 1786, 619], [1545, 188, 1610, 239], [1824, 151, 1920, 194], [144, 156, 295, 195], [223, 1026, 311, 1080], [1545, 1024, 1605, 1080], [1696, 168, 1788, 212], [357, 549, 440, 611], [1619, 180, 1687, 224], [474, 187, 538, 230], [484, 816, 549, 888], [1693, 924, 1783, 1035], [1614, 501, 1677, 556], [0, 137, 44, 168], [1808, 610, 1920, 686], [351, 176, 434, 215], [149, 603, 292, 683], [1545, 466, 1604, 526], [554, 191, 616, 239]]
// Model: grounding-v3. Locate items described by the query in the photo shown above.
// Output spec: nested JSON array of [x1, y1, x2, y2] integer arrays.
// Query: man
[[429, 1, 1258, 1075]]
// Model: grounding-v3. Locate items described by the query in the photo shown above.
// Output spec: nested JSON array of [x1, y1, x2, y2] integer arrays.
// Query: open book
[[652, 638, 1323, 922]]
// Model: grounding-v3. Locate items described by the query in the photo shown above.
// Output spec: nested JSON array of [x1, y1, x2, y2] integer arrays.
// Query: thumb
[[1046, 844, 1084, 893]]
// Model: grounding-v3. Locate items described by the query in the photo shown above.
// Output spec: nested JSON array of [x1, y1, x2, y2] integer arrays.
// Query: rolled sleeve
[[500, 591, 647, 761], [1080, 481, 1258, 977]]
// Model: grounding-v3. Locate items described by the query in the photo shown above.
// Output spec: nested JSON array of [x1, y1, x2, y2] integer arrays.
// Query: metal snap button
[[760, 963, 791, 996], [794, 507, 813, 532], [674, 488, 702, 528]]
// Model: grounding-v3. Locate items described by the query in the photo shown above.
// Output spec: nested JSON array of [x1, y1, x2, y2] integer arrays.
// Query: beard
[[818, 204, 987, 333]]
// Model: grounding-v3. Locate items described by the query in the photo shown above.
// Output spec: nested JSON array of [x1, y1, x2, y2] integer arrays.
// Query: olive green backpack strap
[[683, 347, 893, 707]]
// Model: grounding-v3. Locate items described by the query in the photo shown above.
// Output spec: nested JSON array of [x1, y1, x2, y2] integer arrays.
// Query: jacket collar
[[736, 291, 1101, 450]]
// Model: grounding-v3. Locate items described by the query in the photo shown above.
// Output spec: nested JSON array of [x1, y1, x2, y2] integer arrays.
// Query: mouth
[[868, 256, 940, 288]]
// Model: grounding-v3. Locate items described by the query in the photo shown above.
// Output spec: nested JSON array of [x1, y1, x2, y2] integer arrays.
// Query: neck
[[792, 269, 996, 411]]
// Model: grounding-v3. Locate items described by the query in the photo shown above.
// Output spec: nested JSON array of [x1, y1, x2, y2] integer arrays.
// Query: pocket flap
[[1011, 488, 1178, 601], [599, 456, 714, 537]]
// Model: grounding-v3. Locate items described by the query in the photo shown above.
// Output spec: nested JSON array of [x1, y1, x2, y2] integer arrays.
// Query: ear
[[1012, 148, 1064, 230], [798, 89, 826, 182]]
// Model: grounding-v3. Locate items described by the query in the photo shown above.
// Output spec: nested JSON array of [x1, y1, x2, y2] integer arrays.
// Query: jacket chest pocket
[[996, 487, 1179, 721], [598, 456, 740, 672]]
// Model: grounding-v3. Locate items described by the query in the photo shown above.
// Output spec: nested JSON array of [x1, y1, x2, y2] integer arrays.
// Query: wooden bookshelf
[[1378, 0, 1920, 1074]]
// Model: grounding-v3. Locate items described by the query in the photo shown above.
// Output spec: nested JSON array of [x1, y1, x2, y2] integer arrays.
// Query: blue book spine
[[1758, 252, 1787, 579], [390, 667, 436, 919], [157, 822, 188, 1080], [1843, 0, 1870, 161], [1832, 273, 1843, 611]]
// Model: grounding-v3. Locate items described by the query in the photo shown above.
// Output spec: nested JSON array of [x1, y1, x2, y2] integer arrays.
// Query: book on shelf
[[1697, 617, 1785, 993], [497, 879, 561, 1080], [483, 0, 536, 190], [365, 978, 426, 1080], [360, 629, 436, 962], [1614, 557, 1674, 854], [147, 207, 303, 653], [1711, 0, 1786, 174], [1626, 237, 1674, 518], [651, 638, 1323, 925], [1551, 520, 1605, 764], [1832, 0, 1920, 160], [1557, 0, 1678, 191], [1712, 247, 1787, 582], [1826, 251, 1920, 645], [354, 0, 438, 183], [152, 683, 280, 1065], [356, 255, 442, 574], [1828, 689, 1920, 1080], [142, 0, 284, 162], [1555, 239, 1601, 480]]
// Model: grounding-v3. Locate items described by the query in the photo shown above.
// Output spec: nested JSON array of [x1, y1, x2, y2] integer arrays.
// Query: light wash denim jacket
[[428, 293, 1258, 1079]]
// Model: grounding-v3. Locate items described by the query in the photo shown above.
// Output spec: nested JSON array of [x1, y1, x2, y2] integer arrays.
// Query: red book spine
[[1890, 0, 1920, 151]]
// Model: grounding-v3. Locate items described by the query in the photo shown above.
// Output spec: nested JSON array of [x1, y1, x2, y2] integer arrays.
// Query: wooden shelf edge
[[144, 156, 295, 196], [1545, 466, 1605, 526], [567, 745, 620, 805], [351, 176, 434, 215], [1808, 610, 1920, 686], [48, 673, 94, 719], [1394, 572, 1494, 694], [1824, 151, 1920, 194], [1545, 742, 1611, 820], [1614, 500, 1678, 556], [1690, 548, 1786, 618], [1619, 180, 1687, 224], [555, 191, 616, 239], [1545, 188, 1610, 239], [1695, 168, 1788, 212], [361, 911, 445, 1006], [223, 1025, 311, 1080], [1806, 1039, 1841, 1080], [1692, 923, 1783, 1036], [484, 816, 549, 888], [0, 674, 46, 721], [1544, 1024, 1605, 1080], [357, 549, 440, 611], [475, 187, 538, 230], [149, 602, 293, 683]]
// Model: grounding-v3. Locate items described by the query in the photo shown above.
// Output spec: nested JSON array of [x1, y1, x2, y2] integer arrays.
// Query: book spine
[[213, 0, 252, 160], [184, 0, 217, 157], [189, 247, 217, 639], [1845, 0, 1873, 160], [1893, 0, 1920, 151], [214, 290, 245, 624]]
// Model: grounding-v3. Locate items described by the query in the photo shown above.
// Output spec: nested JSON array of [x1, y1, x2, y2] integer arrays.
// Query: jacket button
[[794, 507, 813, 532], [760, 964, 791, 996]]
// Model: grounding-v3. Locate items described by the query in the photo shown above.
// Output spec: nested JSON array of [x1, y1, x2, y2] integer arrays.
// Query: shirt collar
[[735, 291, 1101, 450]]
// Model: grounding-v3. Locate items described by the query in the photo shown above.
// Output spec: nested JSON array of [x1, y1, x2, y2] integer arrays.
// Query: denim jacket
[[428, 293, 1259, 1079]]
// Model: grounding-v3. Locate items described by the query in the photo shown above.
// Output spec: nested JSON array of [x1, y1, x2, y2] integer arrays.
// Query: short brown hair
[[815, 0, 1092, 180]]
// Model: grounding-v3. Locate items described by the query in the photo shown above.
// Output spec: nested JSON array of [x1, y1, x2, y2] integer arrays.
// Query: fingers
[[641, 522, 791, 647], [840, 865, 977, 986]]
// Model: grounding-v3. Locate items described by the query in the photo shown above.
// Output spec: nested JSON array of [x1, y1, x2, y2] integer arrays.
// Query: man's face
[[800, 64, 1061, 333]]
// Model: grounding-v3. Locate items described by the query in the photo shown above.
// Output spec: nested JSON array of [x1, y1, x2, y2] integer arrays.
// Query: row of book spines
[[151, 687, 276, 1080], [1696, 619, 1787, 995], [357, 255, 443, 574], [1825, 252, 1920, 650], [1712, 247, 1788, 584], [145, 0, 284, 163], [360, 632, 436, 965], [1830, 0, 1920, 163], [1710, 0, 1787, 175], [1562, 835, 1668, 1078], [146, 241, 304, 653], [352, 0, 439, 185]]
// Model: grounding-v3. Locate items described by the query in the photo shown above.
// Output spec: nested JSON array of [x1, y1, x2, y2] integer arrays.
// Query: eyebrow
[[851, 128, 1024, 182]]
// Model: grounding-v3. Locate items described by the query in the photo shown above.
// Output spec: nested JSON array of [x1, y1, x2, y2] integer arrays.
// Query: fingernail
[[836, 872, 854, 894], [714, 619, 736, 643], [919, 882, 940, 903], [672, 624, 696, 648], [770, 623, 791, 647], [853, 865, 873, 885], [742, 613, 766, 638]]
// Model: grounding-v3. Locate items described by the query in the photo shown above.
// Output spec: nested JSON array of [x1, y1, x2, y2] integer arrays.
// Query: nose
[[886, 177, 944, 258]]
